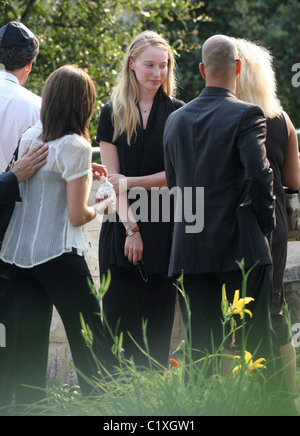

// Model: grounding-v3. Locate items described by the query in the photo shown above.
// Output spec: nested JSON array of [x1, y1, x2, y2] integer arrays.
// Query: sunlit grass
[[16, 348, 300, 416], [6, 261, 300, 416]]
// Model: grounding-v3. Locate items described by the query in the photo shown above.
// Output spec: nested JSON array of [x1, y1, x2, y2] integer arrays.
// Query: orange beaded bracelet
[[126, 226, 140, 237]]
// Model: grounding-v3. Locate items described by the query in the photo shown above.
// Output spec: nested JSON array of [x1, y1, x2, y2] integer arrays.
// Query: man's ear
[[236, 58, 241, 76], [199, 62, 206, 79], [24, 60, 33, 75]]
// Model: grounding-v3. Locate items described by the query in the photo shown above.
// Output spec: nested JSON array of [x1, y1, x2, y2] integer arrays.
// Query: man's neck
[[5, 68, 29, 86], [205, 78, 236, 94], [5, 69, 21, 83]]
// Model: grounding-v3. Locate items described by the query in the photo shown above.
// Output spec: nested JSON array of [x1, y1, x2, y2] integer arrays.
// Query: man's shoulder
[[14, 85, 41, 108], [227, 94, 262, 111], [230, 98, 265, 123], [0, 86, 42, 115], [203, 91, 265, 122], [165, 89, 264, 130], [167, 99, 192, 121], [21, 120, 42, 139]]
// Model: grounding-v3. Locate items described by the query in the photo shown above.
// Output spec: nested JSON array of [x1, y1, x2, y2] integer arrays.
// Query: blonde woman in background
[[234, 37, 300, 395], [96, 31, 184, 368]]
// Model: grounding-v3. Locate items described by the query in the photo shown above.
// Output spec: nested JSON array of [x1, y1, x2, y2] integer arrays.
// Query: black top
[[96, 88, 185, 278], [265, 114, 289, 309]]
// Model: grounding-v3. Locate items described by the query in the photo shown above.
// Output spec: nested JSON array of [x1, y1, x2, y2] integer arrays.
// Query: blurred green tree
[[0, 0, 206, 142], [1, 0, 299, 135], [198, 0, 300, 126]]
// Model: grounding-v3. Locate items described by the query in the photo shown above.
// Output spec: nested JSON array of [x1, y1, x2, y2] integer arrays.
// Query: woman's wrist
[[126, 176, 133, 190], [125, 225, 140, 237]]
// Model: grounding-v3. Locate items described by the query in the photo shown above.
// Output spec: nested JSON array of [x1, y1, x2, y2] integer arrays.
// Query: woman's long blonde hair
[[233, 38, 282, 119], [111, 31, 177, 144]]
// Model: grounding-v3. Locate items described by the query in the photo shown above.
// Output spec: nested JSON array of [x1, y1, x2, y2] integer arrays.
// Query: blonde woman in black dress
[[96, 31, 184, 368], [234, 37, 300, 394]]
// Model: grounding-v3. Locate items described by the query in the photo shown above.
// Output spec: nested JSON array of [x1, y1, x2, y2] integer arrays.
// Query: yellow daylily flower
[[231, 290, 254, 319], [232, 350, 266, 374], [221, 285, 254, 320], [221, 284, 229, 317]]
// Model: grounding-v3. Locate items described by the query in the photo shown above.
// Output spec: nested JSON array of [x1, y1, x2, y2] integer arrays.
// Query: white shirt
[[0, 120, 93, 268], [0, 71, 41, 172]]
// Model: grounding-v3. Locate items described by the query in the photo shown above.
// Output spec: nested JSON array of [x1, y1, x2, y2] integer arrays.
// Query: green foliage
[[0, 0, 206, 144], [12, 263, 298, 417], [1, 0, 298, 131], [199, 0, 300, 126]]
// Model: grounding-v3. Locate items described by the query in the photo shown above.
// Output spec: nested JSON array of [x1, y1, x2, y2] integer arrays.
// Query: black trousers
[[0, 277, 17, 410], [180, 265, 280, 374], [102, 265, 177, 368], [8, 252, 107, 404]]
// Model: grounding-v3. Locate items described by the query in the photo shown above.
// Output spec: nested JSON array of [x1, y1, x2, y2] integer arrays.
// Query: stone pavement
[[285, 241, 300, 326]]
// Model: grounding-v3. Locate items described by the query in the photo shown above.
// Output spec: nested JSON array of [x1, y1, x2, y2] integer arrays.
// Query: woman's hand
[[92, 194, 116, 215], [108, 173, 128, 195], [12, 144, 48, 182], [124, 231, 143, 265], [91, 163, 108, 180]]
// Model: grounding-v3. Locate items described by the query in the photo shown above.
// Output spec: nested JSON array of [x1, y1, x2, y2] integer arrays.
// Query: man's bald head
[[201, 35, 238, 79]]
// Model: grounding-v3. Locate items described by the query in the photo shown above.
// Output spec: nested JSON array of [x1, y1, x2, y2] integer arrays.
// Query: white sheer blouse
[[0, 120, 93, 268]]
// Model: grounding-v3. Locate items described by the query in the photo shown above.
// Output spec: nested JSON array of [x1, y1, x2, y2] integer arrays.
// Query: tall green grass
[[9, 261, 300, 416]]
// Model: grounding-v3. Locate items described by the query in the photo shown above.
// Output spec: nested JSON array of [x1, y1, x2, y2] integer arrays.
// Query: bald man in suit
[[164, 35, 277, 372]]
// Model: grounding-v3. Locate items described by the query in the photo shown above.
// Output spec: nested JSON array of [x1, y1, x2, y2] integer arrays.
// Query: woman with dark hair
[[0, 65, 112, 405]]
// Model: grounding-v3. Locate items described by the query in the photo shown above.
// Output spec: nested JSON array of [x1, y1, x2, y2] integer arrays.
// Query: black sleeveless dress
[[265, 114, 289, 317], [96, 89, 185, 367]]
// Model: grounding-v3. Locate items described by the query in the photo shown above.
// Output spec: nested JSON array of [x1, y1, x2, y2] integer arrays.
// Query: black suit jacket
[[0, 171, 20, 248], [0, 171, 20, 205], [164, 86, 275, 275]]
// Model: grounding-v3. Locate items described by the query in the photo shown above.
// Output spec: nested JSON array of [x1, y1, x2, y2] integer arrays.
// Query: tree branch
[[21, 0, 37, 22]]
